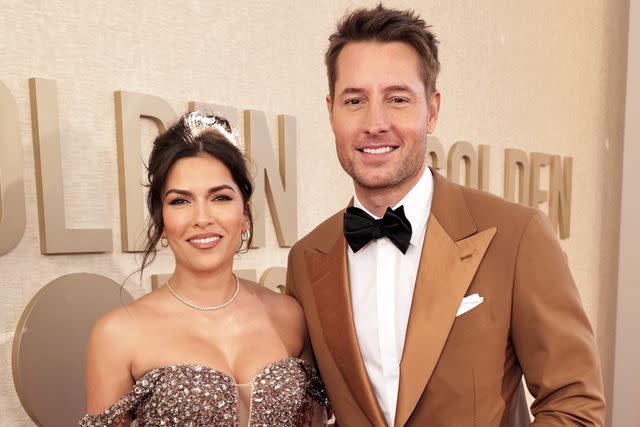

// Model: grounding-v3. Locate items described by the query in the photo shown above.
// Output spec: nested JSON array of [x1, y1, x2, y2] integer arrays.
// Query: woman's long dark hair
[[139, 113, 254, 278]]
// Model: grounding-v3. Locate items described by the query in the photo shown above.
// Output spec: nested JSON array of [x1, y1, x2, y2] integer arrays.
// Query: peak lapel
[[395, 171, 497, 427], [304, 228, 386, 427]]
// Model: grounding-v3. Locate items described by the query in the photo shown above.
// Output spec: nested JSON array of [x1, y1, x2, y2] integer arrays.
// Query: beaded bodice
[[80, 357, 329, 427]]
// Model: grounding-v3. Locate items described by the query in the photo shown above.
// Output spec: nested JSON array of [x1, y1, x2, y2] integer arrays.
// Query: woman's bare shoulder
[[244, 280, 307, 338], [89, 288, 168, 347], [85, 302, 143, 416], [88, 306, 136, 358]]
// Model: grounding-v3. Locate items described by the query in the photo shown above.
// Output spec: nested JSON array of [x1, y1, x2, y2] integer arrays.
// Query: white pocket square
[[456, 293, 484, 317]]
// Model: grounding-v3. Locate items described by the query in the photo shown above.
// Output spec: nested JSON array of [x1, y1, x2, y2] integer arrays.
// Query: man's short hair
[[325, 4, 440, 99]]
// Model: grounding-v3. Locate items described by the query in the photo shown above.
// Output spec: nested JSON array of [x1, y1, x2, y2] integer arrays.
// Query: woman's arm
[[84, 308, 135, 426]]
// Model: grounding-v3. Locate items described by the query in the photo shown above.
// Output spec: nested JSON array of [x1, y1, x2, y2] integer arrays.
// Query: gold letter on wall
[[447, 141, 478, 189], [29, 78, 112, 254], [115, 91, 177, 252], [0, 80, 26, 255], [504, 148, 530, 205], [425, 136, 445, 172], [260, 267, 287, 294], [549, 155, 572, 239], [244, 110, 297, 247], [478, 144, 490, 192], [529, 152, 551, 210]]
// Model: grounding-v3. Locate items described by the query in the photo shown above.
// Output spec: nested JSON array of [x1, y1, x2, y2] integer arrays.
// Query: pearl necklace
[[166, 274, 240, 311]]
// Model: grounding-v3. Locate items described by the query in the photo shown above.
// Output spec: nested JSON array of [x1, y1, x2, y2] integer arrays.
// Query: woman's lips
[[187, 234, 222, 249]]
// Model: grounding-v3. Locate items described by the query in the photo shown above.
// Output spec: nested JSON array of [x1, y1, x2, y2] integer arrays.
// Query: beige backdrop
[[0, 1, 629, 425], [613, 0, 639, 425]]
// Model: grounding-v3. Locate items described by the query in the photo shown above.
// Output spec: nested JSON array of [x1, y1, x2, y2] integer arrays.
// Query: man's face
[[327, 41, 440, 196]]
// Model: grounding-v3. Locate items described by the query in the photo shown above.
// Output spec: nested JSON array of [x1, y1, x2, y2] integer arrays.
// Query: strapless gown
[[80, 357, 329, 427]]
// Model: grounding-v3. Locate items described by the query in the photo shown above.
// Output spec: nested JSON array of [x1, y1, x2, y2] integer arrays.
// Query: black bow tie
[[343, 206, 412, 254]]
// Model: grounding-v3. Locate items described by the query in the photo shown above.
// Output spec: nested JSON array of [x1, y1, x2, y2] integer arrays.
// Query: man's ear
[[427, 90, 441, 134], [326, 94, 334, 127]]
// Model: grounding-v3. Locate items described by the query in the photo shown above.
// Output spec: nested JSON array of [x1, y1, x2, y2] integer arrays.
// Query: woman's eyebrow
[[164, 184, 236, 198]]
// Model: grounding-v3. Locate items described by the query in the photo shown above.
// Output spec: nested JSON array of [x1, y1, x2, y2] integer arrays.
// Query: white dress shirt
[[348, 167, 434, 427]]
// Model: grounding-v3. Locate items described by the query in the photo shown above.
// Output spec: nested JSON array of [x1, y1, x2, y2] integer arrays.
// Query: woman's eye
[[212, 194, 232, 202], [168, 198, 188, 205]]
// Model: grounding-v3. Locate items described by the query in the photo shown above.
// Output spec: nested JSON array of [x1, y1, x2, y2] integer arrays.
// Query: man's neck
[[355, 165, 426, 217]]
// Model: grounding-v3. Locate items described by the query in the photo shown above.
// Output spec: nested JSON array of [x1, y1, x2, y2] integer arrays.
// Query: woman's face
[[162, 154, 247, 275]]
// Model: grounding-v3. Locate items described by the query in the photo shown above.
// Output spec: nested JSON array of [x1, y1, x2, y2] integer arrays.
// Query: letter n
[[244, 110, 297, 247]]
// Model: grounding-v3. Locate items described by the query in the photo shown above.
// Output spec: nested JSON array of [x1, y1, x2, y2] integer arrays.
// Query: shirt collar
[[353, 166, 434, 247]]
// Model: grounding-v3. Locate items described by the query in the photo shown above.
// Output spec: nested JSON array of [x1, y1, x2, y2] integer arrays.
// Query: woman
[[81, 112, 328, 426]]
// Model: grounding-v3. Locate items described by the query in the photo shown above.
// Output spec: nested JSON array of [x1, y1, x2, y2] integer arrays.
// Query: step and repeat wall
[[0, 1, 629, 425]]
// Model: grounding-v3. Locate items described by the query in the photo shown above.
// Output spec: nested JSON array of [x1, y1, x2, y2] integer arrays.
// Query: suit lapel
[[395, 171, 497, 427], [304, 220, 386, 427]]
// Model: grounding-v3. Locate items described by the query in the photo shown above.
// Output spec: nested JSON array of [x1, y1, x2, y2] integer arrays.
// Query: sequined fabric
[[80, 358, 328, 427], [247, 358, 329, 426]]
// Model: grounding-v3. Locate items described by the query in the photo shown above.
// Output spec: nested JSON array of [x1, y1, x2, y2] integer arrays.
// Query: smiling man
[[286, 4, 605, 427]]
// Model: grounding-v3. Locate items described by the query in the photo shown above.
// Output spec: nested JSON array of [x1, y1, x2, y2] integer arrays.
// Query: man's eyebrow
[[164, 185, 235, 198], [384, 84, 417, 93], [338, 85, 417, 96], [339, 87, 366, 96]]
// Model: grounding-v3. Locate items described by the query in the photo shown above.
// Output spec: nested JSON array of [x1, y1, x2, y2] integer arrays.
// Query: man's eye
[[391, 97, 408, 104], [346, 99, 362, 105]]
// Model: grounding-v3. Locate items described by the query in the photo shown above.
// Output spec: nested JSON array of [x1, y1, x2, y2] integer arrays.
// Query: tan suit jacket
[[286, 170, 605, 426]]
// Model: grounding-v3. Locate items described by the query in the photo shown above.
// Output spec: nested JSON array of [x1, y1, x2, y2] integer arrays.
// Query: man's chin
[[352, 174, 401, 191], [350, 166, 424, 194]]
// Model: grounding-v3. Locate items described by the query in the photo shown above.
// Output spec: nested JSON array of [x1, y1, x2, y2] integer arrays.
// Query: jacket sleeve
[[511, 211, 605, 426], [286, 247, 339, 426], [286, 247, 300, 301]]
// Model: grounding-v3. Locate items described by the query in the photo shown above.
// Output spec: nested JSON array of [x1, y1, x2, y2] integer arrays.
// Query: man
[[286, 5, 605, 426]]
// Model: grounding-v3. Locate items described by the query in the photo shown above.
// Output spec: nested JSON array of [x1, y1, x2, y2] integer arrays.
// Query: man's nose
[[363, 103, 390, 135]]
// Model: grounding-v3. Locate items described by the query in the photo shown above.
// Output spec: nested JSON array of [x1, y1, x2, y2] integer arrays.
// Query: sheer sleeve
[[79, 369, 159, 427], [301, 361, 330, 427], [302, 400, 329, 427], [308, 367, 329, 403]]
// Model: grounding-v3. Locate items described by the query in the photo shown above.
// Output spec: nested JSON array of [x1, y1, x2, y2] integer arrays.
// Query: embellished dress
[[80, 357, 329, 427]]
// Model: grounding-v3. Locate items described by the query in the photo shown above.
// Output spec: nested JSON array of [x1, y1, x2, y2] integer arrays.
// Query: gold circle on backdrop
[[259, 266, 287, 294], [12, 273, 134, 426]]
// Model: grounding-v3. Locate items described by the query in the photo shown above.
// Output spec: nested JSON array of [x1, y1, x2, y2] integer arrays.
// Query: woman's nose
[[192, 201, 214, 228]]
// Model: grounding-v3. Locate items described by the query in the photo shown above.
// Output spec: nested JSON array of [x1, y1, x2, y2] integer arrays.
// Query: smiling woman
[[80, 112, 329, 427], [162, 155, 247, 277]]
